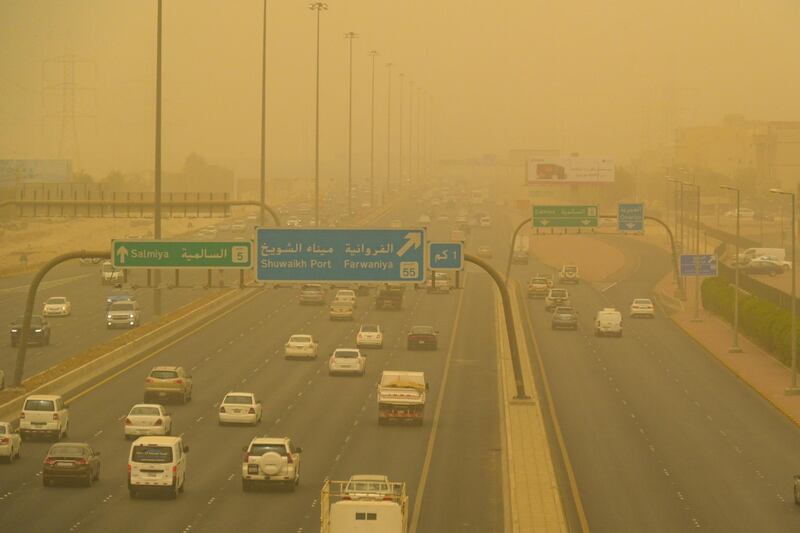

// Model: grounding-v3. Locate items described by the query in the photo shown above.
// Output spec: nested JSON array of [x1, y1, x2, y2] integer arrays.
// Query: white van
[[595, 308, 623, 337], [19, 394, 69, 441], [128, 436, 188, 498]]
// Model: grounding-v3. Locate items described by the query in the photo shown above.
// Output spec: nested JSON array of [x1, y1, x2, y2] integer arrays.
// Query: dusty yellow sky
[[1, 0, 798, 183]]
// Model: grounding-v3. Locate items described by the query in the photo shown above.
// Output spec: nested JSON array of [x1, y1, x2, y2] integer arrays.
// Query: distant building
[[0, 159, 72, 188], [674, 115, 800, 191]]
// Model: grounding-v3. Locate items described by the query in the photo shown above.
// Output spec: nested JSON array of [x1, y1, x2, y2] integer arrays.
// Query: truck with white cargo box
[[377, 371, 427, 425], [321, 477, 408, 533]]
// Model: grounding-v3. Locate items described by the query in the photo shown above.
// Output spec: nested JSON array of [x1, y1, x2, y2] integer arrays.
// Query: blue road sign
[[256, 228, 425, 283], [427, 242, 463, 271], [680, 254, 717, 277], [618, 203, 644, 232]]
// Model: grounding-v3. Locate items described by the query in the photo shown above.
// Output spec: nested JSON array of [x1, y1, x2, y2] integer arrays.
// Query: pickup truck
[[377, 371, 427, 426], [321, 477, 408, 533]]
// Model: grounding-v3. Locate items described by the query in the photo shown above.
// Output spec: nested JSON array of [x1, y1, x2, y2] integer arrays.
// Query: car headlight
[[107, 314, 112, 319], [11, 328, 19, 333], [34, 328, 42, 332], [128, 314, 134, 319]]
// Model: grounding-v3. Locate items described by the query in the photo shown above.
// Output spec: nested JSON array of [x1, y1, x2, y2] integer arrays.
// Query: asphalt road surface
[[0, 208, 504, 533]]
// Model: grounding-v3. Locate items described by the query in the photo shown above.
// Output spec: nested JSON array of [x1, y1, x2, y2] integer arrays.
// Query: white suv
[[19, 394, 69, 441], [242, 437, 302, 491]]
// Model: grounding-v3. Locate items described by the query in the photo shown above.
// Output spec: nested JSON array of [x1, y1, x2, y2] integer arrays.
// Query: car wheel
[[85, 471, 93, 487], [94, 467, 100, 481], [795, 484, 800, 504], [61, 424, 68, 440], [129, 489, 138, 499], [42, 476, 50, 487], [170, 481, 179, 499], [179, 475, 185, 493], [242, 479, 251, 492]]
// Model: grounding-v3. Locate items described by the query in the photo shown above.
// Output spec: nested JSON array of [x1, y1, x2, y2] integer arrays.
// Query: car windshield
[[150, 370, 178, 380], [224, 395, 253, 405], [290, 335, 311, 343], [361, 325, 379, 333], [565, 266, 577, 272], [132, 445, 173, 463], [24, 399, 55, 411], [0, 425, 7, 435], [555, 307, 574, 314], [335, 350, 360, 359], [532, 278, 547, 284], [410, 326, 434, 334], [634, 299, 652, 305], [249, 443, 288, 456], [346, 480, 390, 493], [130, 406, 161, 416], [46, 297, 66, 304], [550, 290, 567, 297], [48, 445, 87, 457], [110, 302, 134, 311]]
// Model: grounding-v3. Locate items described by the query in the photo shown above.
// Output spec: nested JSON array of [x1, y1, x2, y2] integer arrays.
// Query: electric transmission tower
[[42, 50, 95, 171]]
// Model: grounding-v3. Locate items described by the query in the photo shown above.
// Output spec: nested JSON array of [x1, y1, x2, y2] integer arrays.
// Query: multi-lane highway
[[5, 195, 800, 533], [0, 204, 505, 533]]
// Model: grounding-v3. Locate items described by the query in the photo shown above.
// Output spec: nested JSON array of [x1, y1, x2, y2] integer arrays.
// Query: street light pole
[[154, 0, 163, 316], [398, 73, 404, 187], [309, 2, 327, 227], [770, 188, 800, 394], [684, 181, 701, 321], [721, 185, 743, 353], [385, 62, 393, 203], [368, 50, 378, 209], [344, 31, 358, 216], [259, 0, 268, 227], [408, 80, 414, 182]]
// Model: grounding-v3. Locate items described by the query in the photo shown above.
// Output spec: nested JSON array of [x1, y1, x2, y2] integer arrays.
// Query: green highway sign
[[532, 205, 598, 228], [111, 240, 253, 269]]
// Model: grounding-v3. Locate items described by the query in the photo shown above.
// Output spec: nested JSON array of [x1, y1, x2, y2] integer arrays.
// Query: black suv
[[10, 315, 51, 347]]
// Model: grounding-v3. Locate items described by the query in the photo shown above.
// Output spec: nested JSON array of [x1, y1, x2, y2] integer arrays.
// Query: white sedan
[[328, 348, 366, 376], [218, 392, 262, 425], [335, 289, 357, 308], [356, 324, 384, 348], [629, 298, 656, 318], [285, 334, 318, 359], [124, 404, 172, 439], [42, 296, 71, 317], [0, 422, 22, 462]]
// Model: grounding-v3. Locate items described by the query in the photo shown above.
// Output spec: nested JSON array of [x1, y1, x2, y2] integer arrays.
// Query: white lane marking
[[93, 430, 103, 437]]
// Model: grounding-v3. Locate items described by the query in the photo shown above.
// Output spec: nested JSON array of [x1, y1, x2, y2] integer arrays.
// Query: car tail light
[[125, 418, 133, 426], [75, 457, 88, 465], [0, 438, 8, 444], [383, 496, 393, 501], [53, 413, 60, 421], [44, 457, 56, 465], [19, 412, 25, 419], [242, 452, 250, 462], [286, 453, 294, 464], [175, 379, 184, 384], [127, 463, 132, 479], [154, 418, 163, 426], [145, 377, 154, 383], [248, 407, 256, 414], [171, 465, 177, 478], [219, 406, 226, 413]]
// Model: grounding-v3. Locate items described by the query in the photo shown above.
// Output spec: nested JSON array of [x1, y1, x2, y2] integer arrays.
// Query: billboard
[[526, 157, 615, 184], [0, 159, 72, 187]]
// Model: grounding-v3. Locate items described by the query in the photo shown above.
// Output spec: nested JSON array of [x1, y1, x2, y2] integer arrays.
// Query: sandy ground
[[0, 216, 236, 273], [529, 234, 627, 282]]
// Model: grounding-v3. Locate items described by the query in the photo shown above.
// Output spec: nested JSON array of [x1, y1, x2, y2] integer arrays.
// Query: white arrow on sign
[[396, 232, 422, 258], [539, 219, 550, 226], [581, 219, 591, 225], [117, 246, 129, 264], [625, 222, 637, 229]]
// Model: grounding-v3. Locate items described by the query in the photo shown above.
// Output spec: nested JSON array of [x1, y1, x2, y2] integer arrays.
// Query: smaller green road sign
[[112, 240, 252, 269], [532, 205, 598, 228]]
